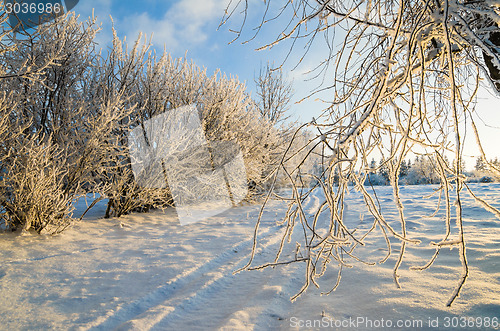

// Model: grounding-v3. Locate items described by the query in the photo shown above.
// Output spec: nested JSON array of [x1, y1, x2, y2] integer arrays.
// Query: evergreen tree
[[399, 159, 409, 178], [475, 157, 486, 171], [378, 159, 390, 184]]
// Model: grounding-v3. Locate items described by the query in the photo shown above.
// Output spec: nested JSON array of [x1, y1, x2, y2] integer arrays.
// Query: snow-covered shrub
[[0, 137, 74, 233], [98, 37, 284, 216], [0, 12, 292, 229], [366, 173, 387, 186], [0, 15, 133, 232], [480, 176, 495, 183]]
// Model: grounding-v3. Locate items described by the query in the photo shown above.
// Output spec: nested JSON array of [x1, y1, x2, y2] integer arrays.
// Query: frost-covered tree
[[378, 159, 390, 184], [255, 62, 293, 127], [475, 156, 486, 171], [223, 0, 500, 306], [404, 155, 441, 184], [473, 156, 500, 181]]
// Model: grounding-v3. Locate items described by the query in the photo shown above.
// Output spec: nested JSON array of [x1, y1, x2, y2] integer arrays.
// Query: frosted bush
[[0, 15, 133, 233], [0, 12, 287, 229]]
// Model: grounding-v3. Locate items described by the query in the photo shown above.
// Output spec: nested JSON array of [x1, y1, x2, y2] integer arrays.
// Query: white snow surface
[[0, 184, 499, 330]]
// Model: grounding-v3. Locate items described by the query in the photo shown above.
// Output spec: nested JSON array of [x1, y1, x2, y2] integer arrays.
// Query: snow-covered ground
[[0, 184, 499, 330]]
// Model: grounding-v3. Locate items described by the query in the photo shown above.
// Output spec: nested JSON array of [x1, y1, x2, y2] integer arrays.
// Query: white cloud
[[123, 12, 178, 49], [120, 0, 228, 53]]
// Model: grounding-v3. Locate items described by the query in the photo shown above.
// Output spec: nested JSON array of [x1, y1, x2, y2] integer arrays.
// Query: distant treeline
[[363, 156, 500, 186], [314, 156, 500, 186]]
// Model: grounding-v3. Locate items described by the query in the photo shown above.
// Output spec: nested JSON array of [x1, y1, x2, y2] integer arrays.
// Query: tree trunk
[[482, 28, 500, 91]]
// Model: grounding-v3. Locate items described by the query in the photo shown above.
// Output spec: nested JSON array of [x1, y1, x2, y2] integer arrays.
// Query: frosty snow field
[[0, 184, 499, 330], [2, 1, 500, 330]]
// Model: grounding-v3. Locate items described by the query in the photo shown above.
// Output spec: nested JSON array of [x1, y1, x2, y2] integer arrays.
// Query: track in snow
[[85, 219, 305, 330]]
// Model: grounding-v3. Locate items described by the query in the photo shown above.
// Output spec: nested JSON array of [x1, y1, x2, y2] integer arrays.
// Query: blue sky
[[70, 0, 500, 169], [72, 0, 326, 123]]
